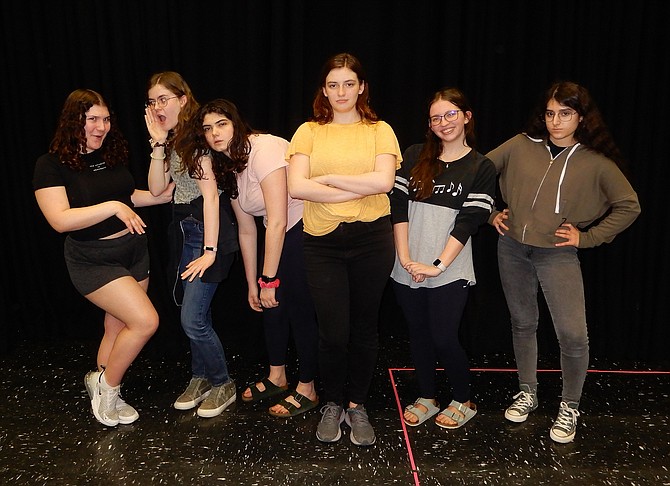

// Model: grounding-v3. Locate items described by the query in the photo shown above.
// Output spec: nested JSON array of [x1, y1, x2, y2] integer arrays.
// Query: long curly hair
[[49, 89, 128, 171], [147, 71, 199, 170], [525, 81, 624, 167], [311, 52, 379, 124], [176, 99, 256, 198], [411, 87, 475, 201]]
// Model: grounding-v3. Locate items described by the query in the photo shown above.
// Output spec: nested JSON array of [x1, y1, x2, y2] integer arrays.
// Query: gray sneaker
[[85, 371, 138, 425], [504, 384, 538, 423], [90, 371, 120, 427], [174, 377, 212, 410], [550, 401, 580, 443], [345, 404, 376, 446], [316, 402, 344, 443], [197, 381, 236, 418]]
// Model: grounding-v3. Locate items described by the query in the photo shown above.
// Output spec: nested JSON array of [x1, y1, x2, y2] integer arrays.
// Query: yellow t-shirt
[[287, 120, 402, 236]]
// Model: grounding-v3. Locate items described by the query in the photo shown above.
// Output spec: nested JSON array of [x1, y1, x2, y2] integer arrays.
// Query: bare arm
[[131, 182, 175, 207], [180, 156, 219, 282], [35, 186, 146, 234], [287, 153, 364, 203], [312, 153, 397, 195], [257, 168, 289, 309], [405, 236, 465, 281], [232, 198, 262, 312], [393, 222, 411, 268]]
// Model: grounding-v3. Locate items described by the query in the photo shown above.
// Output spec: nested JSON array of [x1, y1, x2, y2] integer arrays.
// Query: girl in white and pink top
[[186, 99, 319, 418]]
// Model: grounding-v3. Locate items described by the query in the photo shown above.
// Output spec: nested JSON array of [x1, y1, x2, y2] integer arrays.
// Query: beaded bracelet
[[150, 152, 166, 160]]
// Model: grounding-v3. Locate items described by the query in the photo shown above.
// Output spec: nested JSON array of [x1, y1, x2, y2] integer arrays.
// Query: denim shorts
[[64, 232, 150, 295]]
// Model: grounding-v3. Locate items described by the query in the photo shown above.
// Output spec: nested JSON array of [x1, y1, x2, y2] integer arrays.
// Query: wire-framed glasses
[[145, 95, 179, 109], [429, 110, 462, 126], [544, 109, 577, 122]]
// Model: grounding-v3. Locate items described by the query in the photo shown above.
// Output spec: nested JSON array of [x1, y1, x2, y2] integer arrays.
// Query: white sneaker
[[89, 371, 120, 427], [86, 371, 138, 424]]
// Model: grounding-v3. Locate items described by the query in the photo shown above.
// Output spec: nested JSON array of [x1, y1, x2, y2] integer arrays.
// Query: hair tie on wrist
[[258, 276, 280, 289]]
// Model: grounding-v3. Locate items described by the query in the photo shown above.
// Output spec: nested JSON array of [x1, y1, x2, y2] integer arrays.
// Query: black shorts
[[64, 232, 150, 295]]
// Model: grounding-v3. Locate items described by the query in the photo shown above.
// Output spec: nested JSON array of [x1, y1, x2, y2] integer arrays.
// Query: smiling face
[[322, 67, 364, 117], [428, 99, 470, 146], [83, 104, 111, 153], [202, 112, 235, 156], [147, 83, 186, 131], [545, 98, 582, 146]]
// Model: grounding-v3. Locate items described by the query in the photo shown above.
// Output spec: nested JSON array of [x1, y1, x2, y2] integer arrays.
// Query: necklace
[[439, 146, 470, 167]]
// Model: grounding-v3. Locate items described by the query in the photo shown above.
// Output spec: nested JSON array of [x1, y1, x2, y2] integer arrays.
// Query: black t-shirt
[[33, 151, 135, 240]]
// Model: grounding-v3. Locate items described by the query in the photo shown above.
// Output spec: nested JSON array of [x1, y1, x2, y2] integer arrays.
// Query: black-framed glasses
[[145, 95, 178, 109], [429, 110, 462, 126], [544, 109, 577, 122]]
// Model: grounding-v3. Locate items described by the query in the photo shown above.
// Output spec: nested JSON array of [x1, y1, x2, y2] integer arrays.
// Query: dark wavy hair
[[147, 71, 199, 169], [176, 99, 256, 198], [311, 52, 379, 124], [525, 81, 624, 167], [411, 87, 475, 201], [48, 89, 128, 171]]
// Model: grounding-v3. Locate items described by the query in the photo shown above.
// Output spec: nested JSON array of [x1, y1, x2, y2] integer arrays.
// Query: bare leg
[[85, 277, 158, 386], [243, 365, 288, 399]]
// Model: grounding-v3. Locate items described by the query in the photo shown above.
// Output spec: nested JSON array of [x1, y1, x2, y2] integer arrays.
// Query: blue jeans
[[498, 235, 589, 406], [177, 217, 231, 386]]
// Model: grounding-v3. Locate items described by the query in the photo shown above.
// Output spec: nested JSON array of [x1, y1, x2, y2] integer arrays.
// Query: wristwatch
[[433, 259, 447, 273]]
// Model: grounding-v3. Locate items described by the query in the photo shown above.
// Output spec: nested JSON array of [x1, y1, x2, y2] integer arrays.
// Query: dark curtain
[[1, 0, 667, 364]]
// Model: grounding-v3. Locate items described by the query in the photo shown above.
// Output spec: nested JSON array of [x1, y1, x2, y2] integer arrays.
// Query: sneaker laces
[[320, 403, 342, 421], [553, 402, 580, 432], [510, 390, 535, 411]]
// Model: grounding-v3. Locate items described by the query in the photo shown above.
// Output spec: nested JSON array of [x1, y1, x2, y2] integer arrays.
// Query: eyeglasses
[[429, 110, 462, 126], [544, 109, 577, 122], [145, 95, 179, 109]]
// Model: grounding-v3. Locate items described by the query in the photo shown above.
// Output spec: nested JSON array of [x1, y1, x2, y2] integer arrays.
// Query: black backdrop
[[1, 1, 667, 365]]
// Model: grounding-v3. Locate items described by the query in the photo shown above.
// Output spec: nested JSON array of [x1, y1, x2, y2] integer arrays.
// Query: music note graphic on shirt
[[452, 183, 463, 196], [434, 184, 446, 194]]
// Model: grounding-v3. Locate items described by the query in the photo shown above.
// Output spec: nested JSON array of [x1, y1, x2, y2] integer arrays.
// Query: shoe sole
[[550, 428, 576, 443], [197, 393, 236, 418], [174, 389, 211, 410], [504, 410, 530, 423]]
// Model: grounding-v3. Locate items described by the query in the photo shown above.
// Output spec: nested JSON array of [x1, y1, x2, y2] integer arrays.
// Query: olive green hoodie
[[486, 134, 640, 248]]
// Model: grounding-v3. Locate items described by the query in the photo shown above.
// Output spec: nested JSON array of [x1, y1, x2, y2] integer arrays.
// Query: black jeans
[[303, 216, 395, 405]]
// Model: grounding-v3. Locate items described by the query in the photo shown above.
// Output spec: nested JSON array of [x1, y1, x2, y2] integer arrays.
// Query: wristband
[[149, 138, 167, 148], [433, 259, 447, 273], [203, 246, 217, 252], [150, 152, 166, 160], [258, 276, 280, 289]]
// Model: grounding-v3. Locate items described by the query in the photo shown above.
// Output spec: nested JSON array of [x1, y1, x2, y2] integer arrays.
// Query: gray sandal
[[403, 398, 440, 427], [435, 400, 477, 429]]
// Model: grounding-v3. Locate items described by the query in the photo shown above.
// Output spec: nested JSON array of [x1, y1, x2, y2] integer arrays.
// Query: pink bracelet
[[258, 277, 280, 289]]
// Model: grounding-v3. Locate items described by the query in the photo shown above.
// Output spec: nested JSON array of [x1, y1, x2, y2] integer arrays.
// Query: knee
[[141, 309, 159, 338]]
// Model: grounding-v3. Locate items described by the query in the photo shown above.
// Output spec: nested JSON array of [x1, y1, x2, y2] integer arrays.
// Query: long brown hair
[[147, 71, 199, 169], [49, 89, 128, 171], [311, 53, 378, 124], [411, 87, 475, 200]]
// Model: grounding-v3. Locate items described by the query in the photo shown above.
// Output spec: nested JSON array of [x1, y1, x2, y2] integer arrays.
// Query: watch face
[[433, 259, 442, 266]]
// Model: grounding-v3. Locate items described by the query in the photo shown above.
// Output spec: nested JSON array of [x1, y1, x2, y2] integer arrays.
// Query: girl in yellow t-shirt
[[287, 52, 402, 446]]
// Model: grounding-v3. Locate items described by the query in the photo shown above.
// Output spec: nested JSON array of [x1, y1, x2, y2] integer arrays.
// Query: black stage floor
[[1, 335, 669, 486]]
